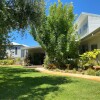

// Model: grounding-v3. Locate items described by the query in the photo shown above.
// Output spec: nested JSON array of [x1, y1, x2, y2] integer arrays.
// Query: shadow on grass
[[0, 67, 77, 99], [0, 67, 39, 74]]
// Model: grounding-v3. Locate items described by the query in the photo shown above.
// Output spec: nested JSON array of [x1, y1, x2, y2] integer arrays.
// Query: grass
[[0, 66, 100, 100]]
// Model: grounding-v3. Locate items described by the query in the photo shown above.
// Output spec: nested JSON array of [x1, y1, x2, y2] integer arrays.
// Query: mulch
[[34, 67, 100, 82]]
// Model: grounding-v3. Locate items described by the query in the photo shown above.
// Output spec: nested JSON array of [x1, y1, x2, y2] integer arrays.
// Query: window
[[83, 23, 88, 30], [81, 44, 88, 53], [21, 50, 25, 57], [78, 29, 82, 34], [91, 44, 97, 50], [15, 47, 17, 55], [78, 23, 88, 34], [79, 29, 82, 34]]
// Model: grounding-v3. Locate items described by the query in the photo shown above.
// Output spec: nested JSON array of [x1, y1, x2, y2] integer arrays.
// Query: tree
[[31, 2, 79, 68], [0, 34, 10, 59], [0, 0, 45, 59]]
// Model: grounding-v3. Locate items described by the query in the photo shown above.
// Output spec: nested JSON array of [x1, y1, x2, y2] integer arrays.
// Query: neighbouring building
[[6, 42, 28, 59], [6, 42, 45, 65]]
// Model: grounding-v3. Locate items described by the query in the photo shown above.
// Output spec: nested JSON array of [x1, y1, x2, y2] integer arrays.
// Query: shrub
[[86, 68, 96, 76], [0, 59, 14, 65], [66, 59, 78, 70], [79, 49, 100, 69], [96, 70, 100, 76], [14, 58, 22, 65], [65, 69, 69, 73], [24, 55, 31, 66], [44, 55, 57, 69], [72, 68, 77, 73]]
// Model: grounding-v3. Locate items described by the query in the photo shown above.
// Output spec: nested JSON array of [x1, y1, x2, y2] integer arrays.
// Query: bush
[[96, 70, 100, 76], [24, 55, 31, 66], [0, 59, 14, 65], [14, 58, 22, 65], [66, 59, 78, 70], [79, 49, 100, 69], [86, 68, 96, 76], [44, 55, 57, 69], [72, 68, 77, 73]]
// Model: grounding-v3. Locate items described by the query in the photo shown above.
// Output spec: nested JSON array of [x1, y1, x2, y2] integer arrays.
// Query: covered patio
[[26, 47, 45, 65], [80, 27, 100, 53]]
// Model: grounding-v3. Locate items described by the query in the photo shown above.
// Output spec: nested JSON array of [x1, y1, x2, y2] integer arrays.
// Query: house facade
[[75, 12, 100, 53], [6, 42, 28, 59]]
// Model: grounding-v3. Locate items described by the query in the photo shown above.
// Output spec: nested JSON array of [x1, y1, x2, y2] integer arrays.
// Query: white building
[[6, 42, 28, 58], [75, 12, 100, 53]]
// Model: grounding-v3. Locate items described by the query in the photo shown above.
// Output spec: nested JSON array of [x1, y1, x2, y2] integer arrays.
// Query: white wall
[[87, 36, 100, 51], [77, 14, 100, 39], [6, 45, 26, 58], [88, 15, 100, 33], [77, 16, 89, 38]]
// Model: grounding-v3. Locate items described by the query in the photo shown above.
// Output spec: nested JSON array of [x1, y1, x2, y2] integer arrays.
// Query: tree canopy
[[0, 0, 45, 31], [31, 2, 79, 68]]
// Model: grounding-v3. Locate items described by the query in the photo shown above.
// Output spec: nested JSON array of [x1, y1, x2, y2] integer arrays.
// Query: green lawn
[[0, 66, 100, 100]]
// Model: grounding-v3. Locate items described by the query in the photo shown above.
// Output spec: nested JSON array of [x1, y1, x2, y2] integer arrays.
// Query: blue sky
[[10, 0, 100, 46]]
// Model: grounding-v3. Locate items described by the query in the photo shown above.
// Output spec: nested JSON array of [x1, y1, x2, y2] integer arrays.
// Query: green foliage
[[31, 2, 79, 68], [44, 55, 57, 69], [79, 49, 100, 69], [14, 58, 22, 65], [0, 59, 14, 65], [0, 34, 11, 59], [86, 68, 96, 76], [44, 55, 50, 68], [24, 55, 31, 66], [96, 70, 100, 76], [0, 0, 45, 31], [72, 68, 77, 73], [16, 58, 21, 62]]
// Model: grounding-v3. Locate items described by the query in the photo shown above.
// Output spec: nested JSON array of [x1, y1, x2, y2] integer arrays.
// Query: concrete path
[[34, 67, 100, 82]]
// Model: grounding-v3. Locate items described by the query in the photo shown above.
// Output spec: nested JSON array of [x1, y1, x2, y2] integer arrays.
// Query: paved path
[[34, 67, 100, 82]]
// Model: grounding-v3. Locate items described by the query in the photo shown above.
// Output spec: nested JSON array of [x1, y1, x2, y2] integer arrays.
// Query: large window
[[79, 29, 82, 34], [78, 22, 88, 34], [15, 47, 17, 55], [83, 23, 88, 31], [91, 44, 97, 50]]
